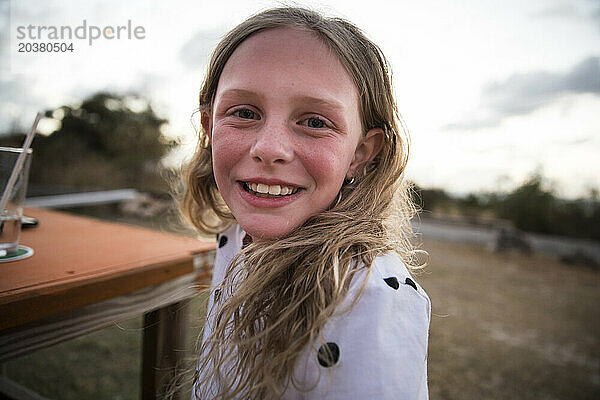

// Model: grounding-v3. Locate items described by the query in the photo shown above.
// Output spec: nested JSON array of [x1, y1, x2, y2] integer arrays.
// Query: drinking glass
[[0, 147, 32, 254]]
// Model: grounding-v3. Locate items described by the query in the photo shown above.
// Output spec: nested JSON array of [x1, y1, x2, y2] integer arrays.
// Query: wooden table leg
[[141, 300, 190, 400]]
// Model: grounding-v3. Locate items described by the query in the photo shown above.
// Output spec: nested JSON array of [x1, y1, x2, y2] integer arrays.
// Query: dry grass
[[419, 238, 600, 400]]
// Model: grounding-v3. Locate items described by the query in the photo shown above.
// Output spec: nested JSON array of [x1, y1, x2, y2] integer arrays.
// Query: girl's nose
[[249, 121, 294, 165]]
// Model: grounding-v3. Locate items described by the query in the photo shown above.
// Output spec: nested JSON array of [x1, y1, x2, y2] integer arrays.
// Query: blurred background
[[0, 0, 599, 399]]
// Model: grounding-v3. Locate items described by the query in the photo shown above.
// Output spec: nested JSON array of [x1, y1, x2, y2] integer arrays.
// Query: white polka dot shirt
[[194, 224, 431, 400]]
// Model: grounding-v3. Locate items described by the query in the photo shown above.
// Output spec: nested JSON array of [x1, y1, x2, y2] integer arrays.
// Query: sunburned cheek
[[307, 150, 351, 183], [311, 159, 337, 177], [212, 135, 245, 166]]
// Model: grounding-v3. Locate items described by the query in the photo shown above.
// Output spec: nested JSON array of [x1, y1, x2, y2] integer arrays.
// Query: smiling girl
[[183, 7, 430, 400]]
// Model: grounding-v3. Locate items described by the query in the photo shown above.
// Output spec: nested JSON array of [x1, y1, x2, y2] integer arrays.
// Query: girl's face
[[204, 27, 382, 239]]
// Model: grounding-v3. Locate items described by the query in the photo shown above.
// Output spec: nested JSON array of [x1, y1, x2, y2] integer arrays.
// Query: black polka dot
[[218, 235, 228, 248], [405, 277, 418, 291], [317, 342, 340, 367], [214, 288, 221, 302], [383, 277, 400, 290]]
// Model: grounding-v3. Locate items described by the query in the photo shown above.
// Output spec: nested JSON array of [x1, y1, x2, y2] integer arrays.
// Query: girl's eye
[[305, 117, 326, 129], [236, 109, 257, 119]]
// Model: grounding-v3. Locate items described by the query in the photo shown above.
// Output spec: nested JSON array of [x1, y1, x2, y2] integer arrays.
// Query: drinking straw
[[0, 112, 42, 213]]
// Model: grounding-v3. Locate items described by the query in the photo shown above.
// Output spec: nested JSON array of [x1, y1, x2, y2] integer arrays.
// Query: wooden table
[[0, 208, 215, 399]]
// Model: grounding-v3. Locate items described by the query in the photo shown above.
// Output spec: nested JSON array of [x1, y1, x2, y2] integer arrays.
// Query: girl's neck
[[242, 233, 253, 248]]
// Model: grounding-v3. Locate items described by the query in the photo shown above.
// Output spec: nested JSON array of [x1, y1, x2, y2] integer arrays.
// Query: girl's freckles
[[210, 28, 363, 239]]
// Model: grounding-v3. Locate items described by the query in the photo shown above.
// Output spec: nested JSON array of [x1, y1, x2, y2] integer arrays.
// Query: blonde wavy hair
[[182, 6, 420, 399]]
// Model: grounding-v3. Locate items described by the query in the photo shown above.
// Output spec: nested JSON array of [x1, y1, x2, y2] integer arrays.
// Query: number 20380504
[[18, 42, 74, 52]]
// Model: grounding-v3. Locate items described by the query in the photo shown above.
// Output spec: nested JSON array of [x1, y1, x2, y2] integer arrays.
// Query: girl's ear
[[201, 111, 212, 140], [347, 128, 384, 179]]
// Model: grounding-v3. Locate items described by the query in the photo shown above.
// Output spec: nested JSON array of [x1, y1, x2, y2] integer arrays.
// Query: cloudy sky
[[1, 0, 599, 198]]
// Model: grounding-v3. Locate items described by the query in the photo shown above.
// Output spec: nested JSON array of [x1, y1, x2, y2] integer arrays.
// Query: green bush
[[0, 92, 177, 195], [411, 173, 600, 241]]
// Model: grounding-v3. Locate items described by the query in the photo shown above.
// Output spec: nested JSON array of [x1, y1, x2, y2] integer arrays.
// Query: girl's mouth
[[241, 181, 300, 198]]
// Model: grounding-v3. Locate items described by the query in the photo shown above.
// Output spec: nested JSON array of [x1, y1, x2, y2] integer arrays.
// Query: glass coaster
[[0, 245, 34, 262]]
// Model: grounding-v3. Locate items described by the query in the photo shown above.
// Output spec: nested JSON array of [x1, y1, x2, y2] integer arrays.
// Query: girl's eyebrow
[[294, 95, 346, 113], [217, 89, 346, 113], [217, 88, 263, 102]]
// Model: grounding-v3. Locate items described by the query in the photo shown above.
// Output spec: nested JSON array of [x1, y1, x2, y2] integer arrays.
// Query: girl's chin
[[238, 218, 298, 240], [241, 227, 293, 241]]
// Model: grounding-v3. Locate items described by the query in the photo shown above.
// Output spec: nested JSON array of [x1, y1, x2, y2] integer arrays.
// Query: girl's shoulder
[[339, 251, 431, 332], [289, 253, 431, 400], [364, 252, 431, 312]]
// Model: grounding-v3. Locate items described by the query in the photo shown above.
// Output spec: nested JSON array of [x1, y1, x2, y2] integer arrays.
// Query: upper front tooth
[[248, 182, 297, 194], [268, 185, 281, 195]]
